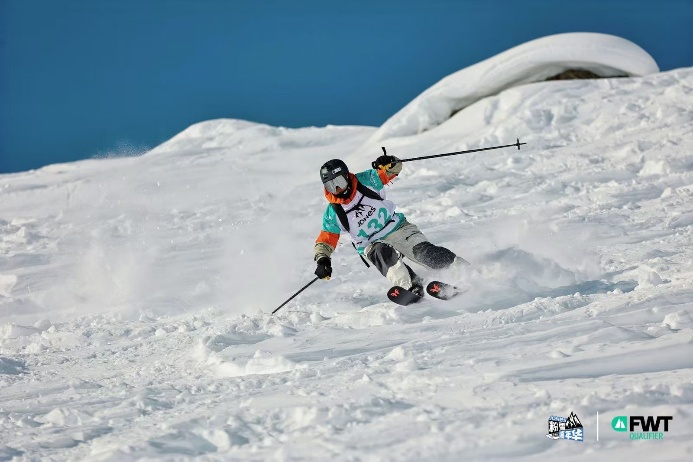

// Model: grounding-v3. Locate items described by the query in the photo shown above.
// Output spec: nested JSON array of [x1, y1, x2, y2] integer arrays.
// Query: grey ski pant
[[364, 221, 461, 289]]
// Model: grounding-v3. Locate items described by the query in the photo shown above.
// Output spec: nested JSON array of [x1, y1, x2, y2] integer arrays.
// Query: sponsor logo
[[611, 415, 672, 440], [612, 416, 627, 432], [547, 412, 583, 442]]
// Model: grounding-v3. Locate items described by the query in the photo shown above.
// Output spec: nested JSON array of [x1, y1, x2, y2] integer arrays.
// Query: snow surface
[[1, 38, 693, 461]]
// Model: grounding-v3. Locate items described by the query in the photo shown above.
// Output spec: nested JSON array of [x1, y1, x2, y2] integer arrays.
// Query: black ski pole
[[382, 138, 526, 163], [272, 277, 319, 314]]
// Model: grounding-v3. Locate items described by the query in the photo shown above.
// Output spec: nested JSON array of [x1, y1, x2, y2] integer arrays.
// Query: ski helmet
[[320, 159, 350, 194]]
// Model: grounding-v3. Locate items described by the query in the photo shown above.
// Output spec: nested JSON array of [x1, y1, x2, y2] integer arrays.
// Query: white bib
[[339, 191, 400, 248]]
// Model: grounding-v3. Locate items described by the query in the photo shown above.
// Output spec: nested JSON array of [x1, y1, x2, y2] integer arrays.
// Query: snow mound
[[367, 32, 659, 144], [662, 310, 693, 330], [210, 349, 302, 378]]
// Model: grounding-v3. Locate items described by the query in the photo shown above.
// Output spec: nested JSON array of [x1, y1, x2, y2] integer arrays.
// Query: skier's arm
[[356, 159, 401, 192], [314, 206, 341, 262], [371, 155, 402, 186], [314, 237, 337, 261]]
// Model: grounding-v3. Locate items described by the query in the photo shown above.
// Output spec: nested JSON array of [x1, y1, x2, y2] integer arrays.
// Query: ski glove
[[315, 257, 332, 280], [372, 155, 401, 170]]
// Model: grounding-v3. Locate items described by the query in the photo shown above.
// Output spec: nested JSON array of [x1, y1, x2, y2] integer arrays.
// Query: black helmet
[[320, 159, 350, 194]]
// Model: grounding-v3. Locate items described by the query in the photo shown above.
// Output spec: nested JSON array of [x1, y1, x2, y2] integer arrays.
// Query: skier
[[313, 154, 467, 297]]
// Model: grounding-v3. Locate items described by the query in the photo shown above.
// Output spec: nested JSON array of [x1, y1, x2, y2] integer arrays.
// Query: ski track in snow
[[1, 64, 692, 460]]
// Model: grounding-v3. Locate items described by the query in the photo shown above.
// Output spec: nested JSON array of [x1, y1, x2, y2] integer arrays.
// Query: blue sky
[[1, 0, 691, 174]]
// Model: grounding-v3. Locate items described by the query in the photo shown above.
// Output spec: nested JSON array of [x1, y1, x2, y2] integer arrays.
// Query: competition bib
[[342, 192, 399, 248]]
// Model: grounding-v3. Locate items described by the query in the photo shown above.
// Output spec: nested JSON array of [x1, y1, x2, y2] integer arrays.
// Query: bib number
[[357, 208, 389, 239]]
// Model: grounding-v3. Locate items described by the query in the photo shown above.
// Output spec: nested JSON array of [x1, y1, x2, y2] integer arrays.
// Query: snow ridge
[[365, 33, 660, 145]]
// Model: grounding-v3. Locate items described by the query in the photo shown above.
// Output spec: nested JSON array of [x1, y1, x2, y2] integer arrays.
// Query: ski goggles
[[323, 174, 349, 194]]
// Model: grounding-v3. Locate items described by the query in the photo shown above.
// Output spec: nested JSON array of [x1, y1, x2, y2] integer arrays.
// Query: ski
[[426, 281, 463, 300], [387, 286, 422, 306]]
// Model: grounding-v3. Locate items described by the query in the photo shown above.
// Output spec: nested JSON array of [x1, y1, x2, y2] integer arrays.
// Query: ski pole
[[382, 138, 526, 163], [272, 277, 319, 314]]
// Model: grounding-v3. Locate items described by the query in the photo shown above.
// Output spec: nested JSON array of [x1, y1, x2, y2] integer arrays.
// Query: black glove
[[372, 155, 400, 170], [315, 257, 332, 279]]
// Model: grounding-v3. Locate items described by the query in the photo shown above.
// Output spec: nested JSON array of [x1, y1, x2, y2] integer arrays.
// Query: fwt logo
[[611, 415, 673, 440]]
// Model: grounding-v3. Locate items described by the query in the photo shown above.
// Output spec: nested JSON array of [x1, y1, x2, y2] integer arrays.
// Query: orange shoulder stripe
[[316, 230, 339, 248]]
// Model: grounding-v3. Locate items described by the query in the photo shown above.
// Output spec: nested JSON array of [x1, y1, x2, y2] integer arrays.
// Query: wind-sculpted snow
[[0, 61, 692, 460], [365, 33, 659, 145]]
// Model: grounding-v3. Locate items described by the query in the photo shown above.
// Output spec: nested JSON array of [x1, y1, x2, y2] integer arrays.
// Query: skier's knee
[[366, 242, 399, 277], [412, 242, 456, 270]]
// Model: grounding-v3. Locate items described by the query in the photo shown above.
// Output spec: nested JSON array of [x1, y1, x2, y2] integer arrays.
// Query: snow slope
[[1, 49, 692, 461]]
